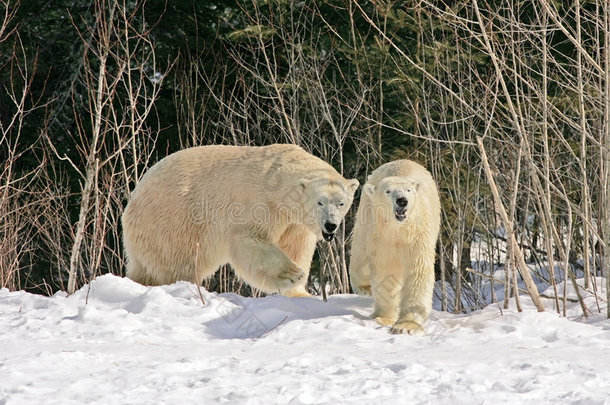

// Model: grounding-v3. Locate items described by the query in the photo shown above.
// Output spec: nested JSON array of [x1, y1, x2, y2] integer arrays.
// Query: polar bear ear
[[346, 179, 360, 195], [298, 178, 311, 191], [363, 184, 375, 196]]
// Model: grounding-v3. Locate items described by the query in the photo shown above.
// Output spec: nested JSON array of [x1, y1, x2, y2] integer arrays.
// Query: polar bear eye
[[338, 202, 345, 207], [317, 201, 324, 206], [385, 190, 391, 194]]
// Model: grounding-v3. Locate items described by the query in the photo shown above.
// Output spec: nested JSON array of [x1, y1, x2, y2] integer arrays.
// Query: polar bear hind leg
[[348, 247, 372, 296], [348, 224, 372, 295], [125, 256, 157, 285]]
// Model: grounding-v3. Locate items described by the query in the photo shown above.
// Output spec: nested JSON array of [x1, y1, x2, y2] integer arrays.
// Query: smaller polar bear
[[122, 144, 359, 297], [349, 160, 440, 334]]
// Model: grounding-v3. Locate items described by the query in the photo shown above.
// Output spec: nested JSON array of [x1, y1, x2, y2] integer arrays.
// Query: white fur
[[122, 144, 359, 297], [349, 160, 441, 334]]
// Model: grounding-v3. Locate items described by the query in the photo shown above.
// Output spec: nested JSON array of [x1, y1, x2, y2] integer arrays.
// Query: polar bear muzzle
[[394, 208, 407, 222], [394, 197, 408, 222], [322, 221, 338, 241], [322, 232, 335, 242]]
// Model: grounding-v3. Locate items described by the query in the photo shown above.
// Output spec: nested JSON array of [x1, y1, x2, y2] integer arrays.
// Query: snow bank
[[1, 274, 609, 404]]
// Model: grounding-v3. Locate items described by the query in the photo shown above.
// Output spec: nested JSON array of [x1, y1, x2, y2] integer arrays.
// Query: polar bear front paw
[[390, 320, 423, 335], [284, 287, 313, 297], [374, 316, 395, 327], [277, 264, 305, 285]]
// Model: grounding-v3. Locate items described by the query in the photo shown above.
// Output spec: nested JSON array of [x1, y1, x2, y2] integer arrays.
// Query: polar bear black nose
[[324, 222, 337, 233], [396, 197, 408, 208]]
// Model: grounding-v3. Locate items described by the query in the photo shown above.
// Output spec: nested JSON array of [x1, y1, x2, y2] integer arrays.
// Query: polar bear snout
[[393, 195, 410, 222], [394, 207, 407, 222], [324, 221, 338, 233], [396, 197, 408, 208], [322, 221, 338, 242]]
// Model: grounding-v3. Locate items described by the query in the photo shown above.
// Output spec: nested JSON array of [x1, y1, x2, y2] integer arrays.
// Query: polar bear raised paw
[[277, 265, 306, 291]]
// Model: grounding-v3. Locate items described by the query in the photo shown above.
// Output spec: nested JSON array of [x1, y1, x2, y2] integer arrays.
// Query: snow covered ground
[[1, 274, 609, 404]]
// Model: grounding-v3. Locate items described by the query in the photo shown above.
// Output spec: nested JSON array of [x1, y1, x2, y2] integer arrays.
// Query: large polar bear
[[122, 144, 359, 297], [349, 160, 440, 334]]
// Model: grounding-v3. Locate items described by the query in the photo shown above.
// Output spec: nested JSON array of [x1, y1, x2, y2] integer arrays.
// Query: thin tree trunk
[[68, 159, 98, 294], [477, 137, 545, 312], [539, 8, 560, 313], [439, 232, 447, 312], [605, 0, 610, 319], [576, 0, 592, 290]]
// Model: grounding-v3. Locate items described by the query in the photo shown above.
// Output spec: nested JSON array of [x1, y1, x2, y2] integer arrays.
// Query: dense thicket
[[1, 0, 608, 317]]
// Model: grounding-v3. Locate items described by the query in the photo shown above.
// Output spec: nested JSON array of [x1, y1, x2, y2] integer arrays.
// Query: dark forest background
[[1, 0, 609, 316]]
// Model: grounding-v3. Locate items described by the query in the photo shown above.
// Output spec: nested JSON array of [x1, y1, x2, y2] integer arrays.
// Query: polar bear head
[[363, 176, 419, 223], [298, 177, 360, 241]]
